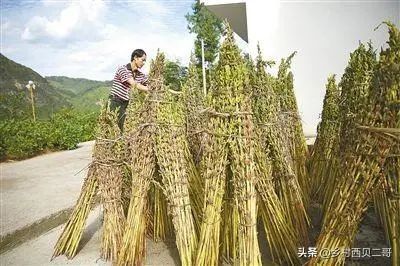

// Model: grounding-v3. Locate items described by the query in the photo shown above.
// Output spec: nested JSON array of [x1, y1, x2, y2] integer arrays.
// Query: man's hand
[[127, 77, 150, 92], [136, 83, 150, 92]]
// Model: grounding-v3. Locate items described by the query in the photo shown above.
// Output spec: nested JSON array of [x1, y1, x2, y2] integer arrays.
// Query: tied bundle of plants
[[146, 169, 173, 242], [309, 22, 400, 265], [117, 53, 165, 266], [321, 42, 377, 215], [117, 51, 197, 266], [182, 55, 206, 164], [372, 22, 400, 266], [250, 46, 307, 264], [374, 150, 400, 266], [95, 106, 126, 261], [155, 89, 198, 265], [195, 24, 260, 266], [308, 75, 340, 201], [52, 105, 122, 260], [181, 58, 206, 232], [275, 54, 310, 206]]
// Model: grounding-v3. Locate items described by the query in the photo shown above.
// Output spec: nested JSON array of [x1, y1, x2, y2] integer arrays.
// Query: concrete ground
[[0, 207, 180, 266], [0, 141, 93, 237]]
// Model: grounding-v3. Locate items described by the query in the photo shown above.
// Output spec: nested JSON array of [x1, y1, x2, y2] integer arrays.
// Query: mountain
[[47, 76, 112, 95], [46, 76, 111, 112], [0, 53, 70, 118], [0, 54, 113, 118]]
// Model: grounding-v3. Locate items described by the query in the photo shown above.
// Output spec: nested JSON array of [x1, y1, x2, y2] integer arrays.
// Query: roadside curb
[[0, 207, 73, 254]]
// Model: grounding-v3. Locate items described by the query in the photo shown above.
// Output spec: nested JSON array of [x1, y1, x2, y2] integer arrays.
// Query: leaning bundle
[[252, 47, 309, 248], [374, 153, 400, 266], [117, 54, 162, 266], [118, 52, 198, 266], [155, 89, 198, 265], [309, 75, 340, 201], [52, 105, 120, 259], [52, 170, 98, 259], [372, 22, 400, 266], [182, 58, 205, 232], [322, 42, 377, 217], [196, 24, 260, 266], [275, 54, 310, 205], [182, 55, 205, 164], [309, 23, 399, 265], [96, 106, 126, 261], [254, 147, 300, 265], [146, 170, 172, 242]]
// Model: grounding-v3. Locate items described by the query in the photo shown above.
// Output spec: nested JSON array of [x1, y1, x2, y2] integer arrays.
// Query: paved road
[[0, 141, 94, 236], [1, 207, 180, 266], [0, 141, 181, 265]]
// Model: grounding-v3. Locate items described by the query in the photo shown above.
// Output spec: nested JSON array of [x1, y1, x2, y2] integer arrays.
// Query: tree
[[185, 0, 224, 69], [164, 59, 188, 90]]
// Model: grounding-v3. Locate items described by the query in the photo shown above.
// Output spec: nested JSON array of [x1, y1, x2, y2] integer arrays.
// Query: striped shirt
[[110, 63, 149, 101]]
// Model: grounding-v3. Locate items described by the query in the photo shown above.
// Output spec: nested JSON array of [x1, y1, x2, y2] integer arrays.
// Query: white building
[[201, 0, 281, 62], [201, 0, 399, 137]]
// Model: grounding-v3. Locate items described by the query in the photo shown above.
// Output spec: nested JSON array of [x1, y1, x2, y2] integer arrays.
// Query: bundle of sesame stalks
[[155, 88, 198, 265], [52, 170, 98, 260], [309, 22, 400, 265], [184, 142, 204, 234], [321, 42, 377, 216], [275, 54, 310, 206], [117, 54, 163, 266], [374, 153, 400, 266], [118, 51, 197, 266], [196, 24, 260, 266], [182, 58, 205, 232], [250, 46, 308, 263], [146, 171, 173, 242], [96, 106, 127, 261], [182, 55, 206, 164], [308, 75, 340, 201], [372, 22, 400, 266], [52, 105, 122, 260]]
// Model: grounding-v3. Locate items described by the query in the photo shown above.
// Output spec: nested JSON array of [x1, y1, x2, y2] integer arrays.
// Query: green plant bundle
[[118, 52, 198, 266], [310, 23, 400, 265], [196, 24, 260, 266], [275, 53, 310, 206], [182, 55, 205, 164], [372, 22, 400, 266], [117, 54, 163, 266], [322, 42, 377, 215], [180, 56, 205, 233], [250, 48, 307, 263], [52, 106, 119, 259], [95, 106, 126, 261], [255, 146, 301, 265], [309, 75, 340, 201], [146, 169, 173, 242], [374, 153, 400, 266], [183, 139, 204, 234], [155, 89, 198, 265], [52, 170, 97, 260]]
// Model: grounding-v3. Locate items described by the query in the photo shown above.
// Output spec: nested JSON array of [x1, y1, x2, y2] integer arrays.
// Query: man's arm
[[127, 77, 150, 92]]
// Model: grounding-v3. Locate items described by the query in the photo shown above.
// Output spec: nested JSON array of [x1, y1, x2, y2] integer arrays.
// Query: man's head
[[131, 49, 147, 69]]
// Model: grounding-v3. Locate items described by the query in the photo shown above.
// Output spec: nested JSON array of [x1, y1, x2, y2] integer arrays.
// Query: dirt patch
[[307, 203, 391, 266]]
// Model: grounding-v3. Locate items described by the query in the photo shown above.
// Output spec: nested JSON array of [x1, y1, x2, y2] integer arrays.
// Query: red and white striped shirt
[[110, 63, 148, 101]]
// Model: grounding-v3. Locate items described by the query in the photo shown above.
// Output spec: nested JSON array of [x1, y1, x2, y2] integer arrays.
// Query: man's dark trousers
[[109, 95, 129, 131]]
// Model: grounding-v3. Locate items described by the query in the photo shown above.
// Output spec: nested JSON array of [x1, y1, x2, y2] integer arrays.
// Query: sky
[[1, 0, 195, 79], [1, 0, 399, 134]]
